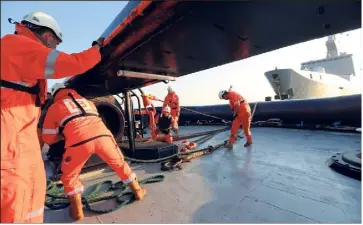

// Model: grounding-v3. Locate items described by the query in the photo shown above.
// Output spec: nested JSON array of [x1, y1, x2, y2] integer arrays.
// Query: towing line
[[122, 126, 230, 164], [160, 130, 244, 171], [154, 97, 259, 125], [151, 97, 231, 123]]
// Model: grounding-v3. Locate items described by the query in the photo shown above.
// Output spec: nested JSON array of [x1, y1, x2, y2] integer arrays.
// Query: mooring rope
[[45, 175, 165, 214]]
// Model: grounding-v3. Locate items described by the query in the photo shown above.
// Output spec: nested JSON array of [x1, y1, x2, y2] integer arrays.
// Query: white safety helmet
[[22, 12, 63, 42], [162, 106, 171, 113], [218, 90, 227, 99], [167, 86, 173, 93], [51, 83, 66, 96]]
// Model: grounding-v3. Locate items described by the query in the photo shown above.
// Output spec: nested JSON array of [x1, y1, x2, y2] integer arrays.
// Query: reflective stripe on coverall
[[41, 89, 136, 196], [1, 24, 101, 223], [227, 91, 252, 143], [163, 92, 180, 129]]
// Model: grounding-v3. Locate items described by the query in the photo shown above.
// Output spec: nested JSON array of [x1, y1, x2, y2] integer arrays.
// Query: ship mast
[[326, 35, 338, 58]]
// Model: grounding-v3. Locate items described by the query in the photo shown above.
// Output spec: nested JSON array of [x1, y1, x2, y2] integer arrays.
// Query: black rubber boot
[[244, 142, 252, 147], [225, 141, 234, 150]]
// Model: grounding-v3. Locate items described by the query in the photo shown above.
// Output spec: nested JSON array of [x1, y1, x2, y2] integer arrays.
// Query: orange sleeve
[[22, 42, 101, 80], [171, 117, 177, 128], [175, 95, 180, 112], [228, 92, 241, 111], [151, 104, 156, 115], [162, 96, 168, 108], [155, 114, 160, 125], [41, 105, 64, 145], [53, 46, 101, 79], [141, 94, 152, 108]]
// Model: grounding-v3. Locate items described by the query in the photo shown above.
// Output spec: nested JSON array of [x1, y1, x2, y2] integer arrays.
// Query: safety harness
[[46, 92, 109, 161], [59, 93, 112, 148], [0, 79, 42, 107], [58, 93, 100, 134]]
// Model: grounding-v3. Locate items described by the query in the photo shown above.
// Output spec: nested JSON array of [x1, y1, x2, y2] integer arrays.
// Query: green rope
[[45, 175, 165, 214]]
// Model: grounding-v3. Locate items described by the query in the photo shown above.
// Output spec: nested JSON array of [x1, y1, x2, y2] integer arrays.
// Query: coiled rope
[[45, 175, 165, 214]]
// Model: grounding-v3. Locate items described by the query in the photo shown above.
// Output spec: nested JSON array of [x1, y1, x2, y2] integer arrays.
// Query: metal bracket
[[124, 90, 136, 157], [117, 70, 176, 81]]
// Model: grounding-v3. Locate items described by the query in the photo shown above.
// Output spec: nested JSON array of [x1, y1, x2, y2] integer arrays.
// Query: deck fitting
[[328, 151, 361, 180]]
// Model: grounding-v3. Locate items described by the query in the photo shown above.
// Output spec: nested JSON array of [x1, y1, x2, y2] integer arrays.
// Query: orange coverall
[[145, 105, 175, 144], [1, 24, 101, 223], [163, 92, 180, 130], [227, 91, 252, 144], [153, 113, 176, 144], [41, 89, 136, 197]]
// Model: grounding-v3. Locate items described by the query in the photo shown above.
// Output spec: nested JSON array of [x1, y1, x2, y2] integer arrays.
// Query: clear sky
[[1, 1, 361, 106]]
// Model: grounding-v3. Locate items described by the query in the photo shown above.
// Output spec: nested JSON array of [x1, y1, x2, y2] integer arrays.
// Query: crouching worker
[[151, 106, 177, 144], [218, 89, 253, 149], [41, 83, 146, 221], [152, 106, 177, 143]]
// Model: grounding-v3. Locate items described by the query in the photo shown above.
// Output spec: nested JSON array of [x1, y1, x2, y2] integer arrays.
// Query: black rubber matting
[[120, 141, 179, 160]]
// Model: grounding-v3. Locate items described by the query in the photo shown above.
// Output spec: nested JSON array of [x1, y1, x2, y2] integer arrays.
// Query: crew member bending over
[[163, 86, 180, 136], [219, 89, 253, 149], [41, 83, 146, 221]]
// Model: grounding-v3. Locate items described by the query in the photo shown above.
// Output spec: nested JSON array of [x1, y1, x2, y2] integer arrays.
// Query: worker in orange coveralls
[[141, 93, 176, 143], [162, 86, 180, 137], [1, 12, 104, 223], [152, 106, 177, 143], [218, 89, 253, 149], [41, 84, 146, 221]]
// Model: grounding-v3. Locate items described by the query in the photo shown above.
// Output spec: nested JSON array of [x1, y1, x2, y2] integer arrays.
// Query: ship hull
[[264, 69, 360, 100]]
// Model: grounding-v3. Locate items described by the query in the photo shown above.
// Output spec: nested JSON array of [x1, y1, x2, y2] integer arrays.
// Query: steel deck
[[44, 126, 361, 223]]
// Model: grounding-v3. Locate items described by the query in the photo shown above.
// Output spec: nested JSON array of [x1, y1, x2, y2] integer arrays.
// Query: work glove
[[147, 94, 158, 100], [92, 37, 105, 47], [92, 37, 113, 57]]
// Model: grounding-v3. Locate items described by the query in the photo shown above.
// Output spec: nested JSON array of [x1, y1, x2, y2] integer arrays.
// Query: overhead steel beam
[[117, 70, 176, 81]]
